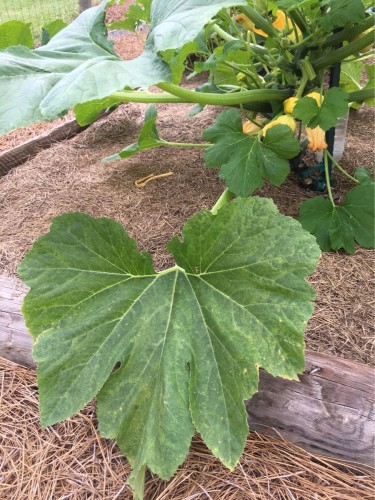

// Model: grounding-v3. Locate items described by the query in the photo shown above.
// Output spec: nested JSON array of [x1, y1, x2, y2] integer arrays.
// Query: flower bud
[[234, 14, 254, 32], [262, 115, 296, 136]]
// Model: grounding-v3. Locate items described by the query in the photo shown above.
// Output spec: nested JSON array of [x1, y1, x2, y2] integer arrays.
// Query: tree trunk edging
[[0, 119, 87, 177]]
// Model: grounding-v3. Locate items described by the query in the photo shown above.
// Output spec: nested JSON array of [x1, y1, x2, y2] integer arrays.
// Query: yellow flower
[[306, 126, 328, 151], [305, 92, 324, 107], [262, 115, 296, 136], [283, 97, 299, 114], [236, 10, 301, 41], [234, 14, 254, 32]]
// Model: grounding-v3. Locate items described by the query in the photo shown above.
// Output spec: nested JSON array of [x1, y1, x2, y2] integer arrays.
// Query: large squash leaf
[[0, 1, 168, 134], [0, 0, 246, 134], [19, 198, 320, 494]]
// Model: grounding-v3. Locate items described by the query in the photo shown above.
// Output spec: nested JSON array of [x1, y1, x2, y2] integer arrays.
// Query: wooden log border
[[0, 119, 87, 177], [0, 275, 374, 467]]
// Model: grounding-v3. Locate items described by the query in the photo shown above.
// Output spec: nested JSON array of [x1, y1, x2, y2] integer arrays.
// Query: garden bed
[[0, 97, 374, 497]]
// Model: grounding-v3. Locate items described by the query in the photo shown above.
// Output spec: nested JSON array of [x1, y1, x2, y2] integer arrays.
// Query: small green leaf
[[103, 104, 165, 162], [293, 88, 349, 131], [203, 109, 300, 196], [19, 198, 319, 495], [299, 183, 375, 253], [0, 20, 33, 49]]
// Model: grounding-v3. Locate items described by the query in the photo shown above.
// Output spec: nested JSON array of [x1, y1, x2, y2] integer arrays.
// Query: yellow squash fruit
[[283, 97, 299, 114], [305, 92, 324, 107], [262, 115, 296, 136], [349, 28, 374, 54]]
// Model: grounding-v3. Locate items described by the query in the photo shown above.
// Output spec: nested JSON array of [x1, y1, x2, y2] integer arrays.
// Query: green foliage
[[299, 182, 375, 253], [320, 0, 366, 32], [41, 19, 67, 45], [103, 104, 164, 161], [293, 88, 349, 131], [0, 20, 33, 49], [109, 0, 151, 31], [203, 109, 300, 196], [19, 199, 320, 497]]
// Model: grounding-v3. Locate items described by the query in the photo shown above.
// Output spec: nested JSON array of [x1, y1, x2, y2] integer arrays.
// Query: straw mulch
[[1, 357, 373, 500]]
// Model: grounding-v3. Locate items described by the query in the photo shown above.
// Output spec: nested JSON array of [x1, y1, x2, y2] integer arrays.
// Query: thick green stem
[[309, 14, 375, 49], [313, 29, 375, 69], [111, 91, 188, 104], [237, 5, 279, 38], [323, 150, 335, 207], [348, 88, 375, 102], [157, 83, 292, 105], [211, 188, 235, 215], [326, 150, 359, 184], [211, 23, 238, 42]]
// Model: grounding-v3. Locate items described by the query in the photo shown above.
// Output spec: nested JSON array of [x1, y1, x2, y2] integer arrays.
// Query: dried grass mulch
[[1, 357, 373, 500]]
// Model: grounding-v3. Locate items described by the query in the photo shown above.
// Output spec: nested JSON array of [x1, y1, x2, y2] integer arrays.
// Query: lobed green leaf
[[19, 198, 320, 493], [203, 109, 300, 196]]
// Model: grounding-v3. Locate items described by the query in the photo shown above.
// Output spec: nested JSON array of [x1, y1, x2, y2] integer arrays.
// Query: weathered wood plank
[[0, 275, 374, 466], [0, 119, 87, 176], [0, 276, 34, 368], [246, 352, 374, 466]]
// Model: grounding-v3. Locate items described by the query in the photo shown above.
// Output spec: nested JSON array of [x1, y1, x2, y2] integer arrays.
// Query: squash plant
[[0, 1, 374, 498]]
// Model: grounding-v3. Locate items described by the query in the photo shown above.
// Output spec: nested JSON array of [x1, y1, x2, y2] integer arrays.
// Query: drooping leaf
[[320, 0, 366, 33], [0, 20, 33, 49], [147, 0, 247, 53], [0, 2, 169, 135], [293, 87, 349, 131], [203, 109, 300, 196], [19, 198, 320, 495], [299, 182, 375, 253], [0, 0, 248, 135], [103, 104, 164, 161]]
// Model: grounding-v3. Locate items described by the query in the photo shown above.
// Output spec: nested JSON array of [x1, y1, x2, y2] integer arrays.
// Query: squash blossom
[[306, 126, 328, 151], [262, 115, 296, 136], [235, 10, 301, 41], [283, 97, 299, 114]]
